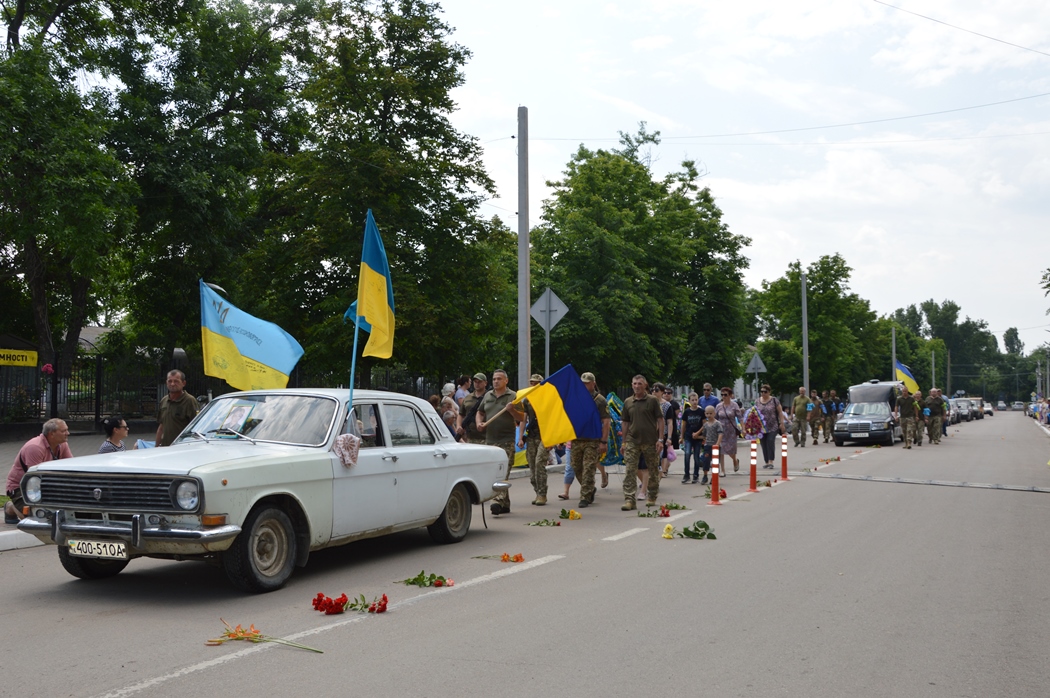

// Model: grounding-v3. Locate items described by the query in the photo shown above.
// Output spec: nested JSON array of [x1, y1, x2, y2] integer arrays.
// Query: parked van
[[833, 380, 903, 447]]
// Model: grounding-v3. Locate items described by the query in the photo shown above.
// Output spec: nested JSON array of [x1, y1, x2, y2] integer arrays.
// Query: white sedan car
[[19, 389, 510, 592]]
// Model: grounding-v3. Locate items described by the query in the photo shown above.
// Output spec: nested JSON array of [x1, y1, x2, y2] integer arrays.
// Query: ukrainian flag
[[895, 360, 920, 393], [513, 365, 602, 448], [200, 280, 304, 390], [350, 210, 395, 359]]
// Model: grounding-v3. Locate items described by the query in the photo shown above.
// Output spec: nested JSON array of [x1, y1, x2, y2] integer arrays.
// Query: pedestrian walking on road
[[791, 387, 809, 447], [571, 372, 611, 508], [755, 385, 786, 468], [477, 369, 522, 515], [715, 387, 743, 473], [620, 375, 664, 510]]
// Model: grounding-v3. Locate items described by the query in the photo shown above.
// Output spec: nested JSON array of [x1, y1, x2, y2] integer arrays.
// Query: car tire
[[58, 546, 130, 580], [427, 483, 472, 545], [834, 438, 844, 447], [223, 506, 296, 593]]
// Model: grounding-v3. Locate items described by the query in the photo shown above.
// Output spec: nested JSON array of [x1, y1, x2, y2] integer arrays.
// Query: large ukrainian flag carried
[[346, 210, 395, 358], [895, 360, 920, 393], [513, 364, 602, 448], [200, 280, 304, 390]]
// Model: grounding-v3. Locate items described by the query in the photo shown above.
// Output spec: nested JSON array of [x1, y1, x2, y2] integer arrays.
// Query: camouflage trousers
[[622, 440, 660, 503], [570, 438, 601, 503], [915, 419, 926, 445], [792, 417, 807, 446], [928, 416, 943, 443], [526, 439, 550, 497], [823, 415, 835, 441], [493, 441, 515, 508], [901, 418, 916, 446]]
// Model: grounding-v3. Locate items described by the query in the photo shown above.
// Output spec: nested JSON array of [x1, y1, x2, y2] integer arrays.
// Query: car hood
[[26, 441, 323, 477]]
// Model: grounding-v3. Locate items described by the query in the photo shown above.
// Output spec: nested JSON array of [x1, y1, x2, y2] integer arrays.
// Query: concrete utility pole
[[517, 106, 531, 386], [801, 272, 809, 394], [891, 326, 897, 384]]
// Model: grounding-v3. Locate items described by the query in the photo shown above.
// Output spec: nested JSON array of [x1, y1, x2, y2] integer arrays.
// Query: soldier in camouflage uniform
[[791, 387, 809, 447], [808, 389, 824, 446], [457, 373, 488, 444], [912, 390, 926, 446], [926, 389, 944, 444], [571, 371, 611, 508], [620, 374, 665, 510], [821, 390, 836, 443], [895, 387, 919, 449], [477, 369, 522, 515], [520, 374, 550, 506]]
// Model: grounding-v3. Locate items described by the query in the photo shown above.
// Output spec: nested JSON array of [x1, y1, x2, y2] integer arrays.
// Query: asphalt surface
[[2, 413, 1049, 697]]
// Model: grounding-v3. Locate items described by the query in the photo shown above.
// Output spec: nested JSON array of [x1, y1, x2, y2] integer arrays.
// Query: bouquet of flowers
[[741, 406, 766, 441]]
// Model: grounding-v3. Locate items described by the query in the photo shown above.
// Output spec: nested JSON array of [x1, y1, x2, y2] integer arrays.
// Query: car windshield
[[178, 394, 338, 446], [843, 402, 890, 417], [957, 400, 971, 408]]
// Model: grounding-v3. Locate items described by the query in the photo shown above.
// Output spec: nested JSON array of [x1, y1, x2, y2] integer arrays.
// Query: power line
[[532, 92, 1050, 141], [873, 0, 1050, 59]]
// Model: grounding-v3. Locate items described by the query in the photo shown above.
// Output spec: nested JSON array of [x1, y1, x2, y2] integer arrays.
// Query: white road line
[[666, 510, 697, 522], [94, 554, 565, 698], [603, 527, 647, 541]]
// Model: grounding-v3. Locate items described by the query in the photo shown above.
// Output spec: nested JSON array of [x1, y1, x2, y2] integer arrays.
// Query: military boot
[[621, 498, 636, 511], [533, 495, 547, 506]]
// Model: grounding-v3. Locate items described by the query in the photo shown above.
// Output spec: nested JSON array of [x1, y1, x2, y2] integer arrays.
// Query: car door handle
[[433, 450, 448, 459], [382, 453, 399, 462]]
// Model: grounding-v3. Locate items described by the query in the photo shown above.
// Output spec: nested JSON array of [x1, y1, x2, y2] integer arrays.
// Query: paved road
[[2, 414, 1048, 697]]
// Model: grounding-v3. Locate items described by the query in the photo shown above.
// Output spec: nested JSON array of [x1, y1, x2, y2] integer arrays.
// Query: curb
[[0, 529, 45, 553]]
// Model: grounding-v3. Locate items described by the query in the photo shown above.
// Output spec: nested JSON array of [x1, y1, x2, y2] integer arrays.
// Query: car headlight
[[24, 475, 41, 504], [175, 481, 200, 510], [834, 423, 847, 431]]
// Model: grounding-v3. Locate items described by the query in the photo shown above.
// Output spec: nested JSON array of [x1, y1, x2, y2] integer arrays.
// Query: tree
[[530, 126, 749, 387], [1003, 327, 1024, 355], [237, 0, 513, 382], [754, 254, 875, 393], [0, 47, 136, 407]]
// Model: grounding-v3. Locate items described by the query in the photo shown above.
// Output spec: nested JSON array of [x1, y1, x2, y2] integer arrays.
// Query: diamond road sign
[[530, 288, 569, 332]]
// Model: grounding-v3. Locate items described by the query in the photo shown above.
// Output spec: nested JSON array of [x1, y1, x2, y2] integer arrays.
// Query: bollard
[[781, 433, 791, 481], [709, 445, 722, 505], [748, 440, 759, 492]]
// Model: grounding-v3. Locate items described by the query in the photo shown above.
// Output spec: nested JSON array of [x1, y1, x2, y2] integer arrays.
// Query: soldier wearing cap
[[457, 372, 488, 444], [520, 373, 550, 505], [571, 371, 611, 508]]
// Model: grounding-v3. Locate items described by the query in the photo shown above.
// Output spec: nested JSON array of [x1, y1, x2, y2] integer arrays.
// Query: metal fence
[[0, 353, 453, 425]]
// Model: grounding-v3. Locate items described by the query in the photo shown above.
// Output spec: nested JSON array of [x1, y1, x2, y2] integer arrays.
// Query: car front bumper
[[18, 509, 242, 554]]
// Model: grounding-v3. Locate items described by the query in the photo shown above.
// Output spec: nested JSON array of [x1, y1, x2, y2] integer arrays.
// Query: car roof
[[215, 388, 432, 409]]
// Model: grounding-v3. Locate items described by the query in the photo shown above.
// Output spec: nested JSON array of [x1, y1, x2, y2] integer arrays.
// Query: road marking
[[603, 527, 647, 541], [94, 555, 565, 698], [795, 471, 1050, 493]]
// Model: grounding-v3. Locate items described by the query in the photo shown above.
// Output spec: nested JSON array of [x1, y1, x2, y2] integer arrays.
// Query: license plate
[[67, 539, 127, 560], [854, 432, 869, 438]]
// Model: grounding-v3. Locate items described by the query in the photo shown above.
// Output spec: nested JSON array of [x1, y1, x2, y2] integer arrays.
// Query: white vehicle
[[19, 389, 510, 592]]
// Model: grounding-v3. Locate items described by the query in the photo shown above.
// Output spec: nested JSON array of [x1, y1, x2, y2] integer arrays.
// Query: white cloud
[[631, 35, 673, 51]]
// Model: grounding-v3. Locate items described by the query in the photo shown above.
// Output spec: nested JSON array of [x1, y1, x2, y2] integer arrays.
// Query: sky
[[437, 0, 1050, 354]]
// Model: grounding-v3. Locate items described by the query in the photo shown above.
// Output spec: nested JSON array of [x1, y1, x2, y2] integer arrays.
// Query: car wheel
[[428, 483, 472, 544], [58, 546, 130, 580], [834, 438, 844, 447], [223, 506, 296, 593]]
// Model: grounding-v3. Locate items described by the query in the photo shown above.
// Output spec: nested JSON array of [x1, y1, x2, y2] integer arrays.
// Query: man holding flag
[[571, 371, 611, 509], [477, 369, 522, 516]]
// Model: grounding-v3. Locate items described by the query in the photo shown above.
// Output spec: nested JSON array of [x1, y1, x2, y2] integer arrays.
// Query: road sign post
[[530, 288, 569, 378]]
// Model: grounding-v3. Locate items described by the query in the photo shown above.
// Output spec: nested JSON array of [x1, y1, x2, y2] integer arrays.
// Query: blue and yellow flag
[[895, 360, 920, 393], [200, 280, 304, 390], [513, 364, 602, 448], [347, 210, 395, 359]]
